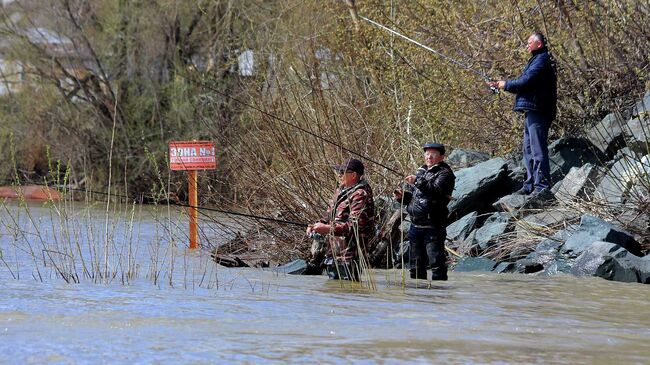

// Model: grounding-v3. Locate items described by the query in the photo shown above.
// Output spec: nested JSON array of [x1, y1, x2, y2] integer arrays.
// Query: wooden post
[[169, 140, 215, 249], [188, 170, 199, 249]]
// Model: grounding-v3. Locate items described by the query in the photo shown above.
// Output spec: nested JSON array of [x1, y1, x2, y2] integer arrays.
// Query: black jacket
[[505, 47, 557, 119], [401, 161, 455, 227]]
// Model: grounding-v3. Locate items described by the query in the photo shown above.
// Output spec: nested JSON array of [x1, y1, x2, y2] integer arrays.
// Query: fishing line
[[17, 183, 309, 227], [359, 15, 498, 93], [188, 76, 404, 177]]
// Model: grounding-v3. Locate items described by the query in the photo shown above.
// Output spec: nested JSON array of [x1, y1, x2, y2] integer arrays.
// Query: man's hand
[[405, 175, 416, 184], [487, 80, 505, 90], [393, 188, 403, 200], [306, 224, 313, 235], [311, 222, 330, 235]]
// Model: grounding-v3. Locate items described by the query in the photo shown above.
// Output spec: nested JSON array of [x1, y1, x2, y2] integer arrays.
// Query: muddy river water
[[0, 202, 648, 364]]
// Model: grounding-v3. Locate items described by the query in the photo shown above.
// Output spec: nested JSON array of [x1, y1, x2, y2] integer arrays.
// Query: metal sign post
[[169, 141, 217, 249]]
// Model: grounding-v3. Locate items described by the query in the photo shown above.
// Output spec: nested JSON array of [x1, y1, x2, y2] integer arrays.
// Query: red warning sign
[[169, 141, 216, 170]]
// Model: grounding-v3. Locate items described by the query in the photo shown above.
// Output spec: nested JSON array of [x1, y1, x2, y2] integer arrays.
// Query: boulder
[[595, 254, 650, 284], [494, 261, 516, 273], [458, 229, 478, 257], [515, 210, 579, 240], [453, 257, 497, 272], [548, 137, 605, 184], [535, 237, 564, 252], [616, 185, 649, 238], [515, 251, 558, 274], [564, 239, 650, 284], [492, 193, 530, 213], [504, 167, 527, 193], [541, 258, 573, 276], [448, 157, 508, 218], [267, 259, 308, 275], [560, 215, 641, 257], [585, 112, 627, 157], [570, 241, 630, 277], [505, 149, 524, 172], [552, 163, 603, 203], [625, 115, 650, 155], [594, 154, 650, 206], [472, 212, 513, 251], [446, 211, 478, 242], [493, 189, 555, 213], [446, 149, 491, 169]]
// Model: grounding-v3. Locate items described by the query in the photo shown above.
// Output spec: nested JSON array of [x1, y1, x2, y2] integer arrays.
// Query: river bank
[[216, 90, 650, 285]]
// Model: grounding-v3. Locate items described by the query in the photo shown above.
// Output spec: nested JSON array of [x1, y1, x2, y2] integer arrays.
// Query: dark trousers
[[408, 226, 447, 280], [325, 259, 360, 281], [522, 111, 552, 193]]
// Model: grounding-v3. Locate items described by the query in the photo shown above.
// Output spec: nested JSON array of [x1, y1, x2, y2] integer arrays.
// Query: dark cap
[[422, 142, 445, 155], [333, 158, 364, 175]]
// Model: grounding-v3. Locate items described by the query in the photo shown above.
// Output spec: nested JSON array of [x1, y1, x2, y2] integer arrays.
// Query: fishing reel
[[308, 232, 326, 241], [485, 79, 500, 95]]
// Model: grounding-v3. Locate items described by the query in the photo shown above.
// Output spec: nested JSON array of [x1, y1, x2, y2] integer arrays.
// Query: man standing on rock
[[306, 158, 375, 281], [488, 32, 557, 196], [394, 143, 456, 281]]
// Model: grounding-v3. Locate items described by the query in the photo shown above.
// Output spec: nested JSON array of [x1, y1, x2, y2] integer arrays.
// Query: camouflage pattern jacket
[[320, 179, 375, 263]]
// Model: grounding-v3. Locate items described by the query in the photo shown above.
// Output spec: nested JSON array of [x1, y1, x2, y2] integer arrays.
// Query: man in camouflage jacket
[[306, 158, 375, 281]]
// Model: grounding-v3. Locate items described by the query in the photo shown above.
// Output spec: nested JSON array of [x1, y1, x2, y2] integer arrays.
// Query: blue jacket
[[505, 47, 557, 119]]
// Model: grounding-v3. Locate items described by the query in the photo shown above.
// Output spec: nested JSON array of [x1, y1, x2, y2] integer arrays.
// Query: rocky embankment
[[220, 91, 650, 284], [385, 90, 650, 284]]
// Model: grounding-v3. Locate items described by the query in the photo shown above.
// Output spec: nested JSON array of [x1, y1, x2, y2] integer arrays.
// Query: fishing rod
[[32, 184, 309, 227], [359, 15, 498, 94], [56, 184, 462, 256], [189, 77, 404, 177]]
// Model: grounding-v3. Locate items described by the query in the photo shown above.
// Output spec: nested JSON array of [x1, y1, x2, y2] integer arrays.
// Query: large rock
[[548, 137, 605, 184], [446, 149, 490, 169], [493, 189, 556, 213], [617, 184, 650, 237], [568, 240, 650, 284], [446, 211, 478, 242], [552, 163, 603, 203], [515, 250, 557, 274], [594, 154, 650, 206], [504, 167, 527, 193], [494, 261, 516, 273], [585, 112, 627, 157], [453, 257, 497, 272], [512, 233, 567, 274], [560, 215, 641, 257], [515, 210, 579, 240], [542, 257, 573, 276], [492, 193, 529, 213], [448, 157, 508, 218], [266, 259, 307, 275], [569, 241, 631, 277], [472, 212, 513, 251], [625, 115, 650, 155], [595, 254, 650, 284]]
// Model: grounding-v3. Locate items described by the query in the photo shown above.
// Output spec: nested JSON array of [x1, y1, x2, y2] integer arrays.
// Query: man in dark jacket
[[306, 158, 375, 281], [394, 143, 455, 281], [488, 32, 557, 195]]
